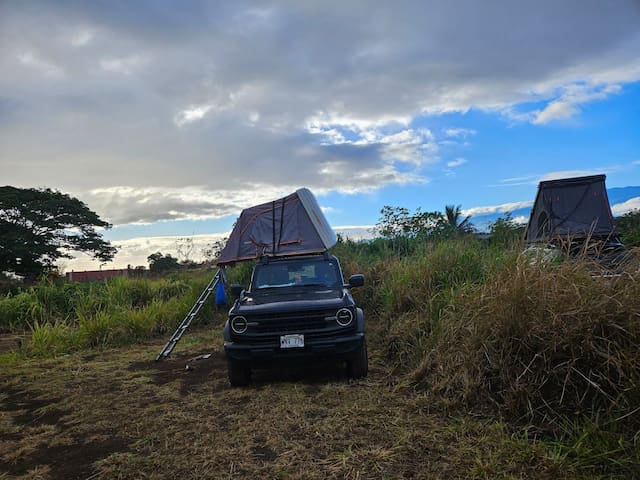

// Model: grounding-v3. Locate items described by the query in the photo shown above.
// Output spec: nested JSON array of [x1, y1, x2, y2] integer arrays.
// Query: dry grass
[[409, 256, 640, 477], [1, 323, 580, 480]]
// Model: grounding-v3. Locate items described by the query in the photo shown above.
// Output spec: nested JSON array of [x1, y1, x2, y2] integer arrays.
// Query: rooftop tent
[[216, 188, 337, 266], [524, 174, 617, 243]]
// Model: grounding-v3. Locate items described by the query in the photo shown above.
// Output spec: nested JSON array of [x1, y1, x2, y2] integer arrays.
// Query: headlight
[[230, 316, 248, 334], [336, 308, 353, 327]]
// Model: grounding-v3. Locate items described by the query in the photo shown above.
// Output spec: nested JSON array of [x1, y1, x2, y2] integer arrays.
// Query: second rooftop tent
[[524, 174, 618, 244]]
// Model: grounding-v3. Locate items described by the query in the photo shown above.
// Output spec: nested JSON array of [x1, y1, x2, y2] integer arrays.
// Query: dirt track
[[0, 327, 572, 479]]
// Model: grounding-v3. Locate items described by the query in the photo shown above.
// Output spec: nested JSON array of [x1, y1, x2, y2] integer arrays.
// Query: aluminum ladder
[[155, 269, 223, 361]]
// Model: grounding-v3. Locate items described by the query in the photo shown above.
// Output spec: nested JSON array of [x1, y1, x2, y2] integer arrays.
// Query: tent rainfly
[[216, 188, 337, 266], [524, 174, 617, 243]]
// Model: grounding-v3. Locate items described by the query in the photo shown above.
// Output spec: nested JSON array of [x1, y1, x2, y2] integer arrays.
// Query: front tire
[[227, 359, 251, 386], [346, 341, 368, 379]]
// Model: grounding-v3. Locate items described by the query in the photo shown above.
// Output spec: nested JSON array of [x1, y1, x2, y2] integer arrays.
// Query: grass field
[[1, 322, 587, 480], [1, 238, 639, 478]]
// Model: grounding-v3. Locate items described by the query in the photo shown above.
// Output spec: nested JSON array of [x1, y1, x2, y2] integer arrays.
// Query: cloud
[[611, 197, 640, 216], [100, 54, 148, 75], [64, 223, 377, 271], [531, 84, 623, 124], [498, 169, 603, 186], [64, 232, 230, 271], [463, 201, 533, 217], [17, 51, 64, 78], [1, 1, 639, 226], [445, 128, 476, 138], [174, 103, 214, 126], [447, 158, 466, 168]]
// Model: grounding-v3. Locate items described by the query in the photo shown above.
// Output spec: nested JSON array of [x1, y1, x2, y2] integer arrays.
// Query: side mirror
[[230, 284, 244, 297], [347, 274, 364, 288]]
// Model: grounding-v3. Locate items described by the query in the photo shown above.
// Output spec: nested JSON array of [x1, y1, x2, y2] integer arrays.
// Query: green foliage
[[0, 186, 116, 280], [0, 273, 220, 350], [616, 209, 640, 247], [444, 204, 474, 234], [375, 205, 448, 239], [147, 252, 181, 273], [488, 213, 526, 247]]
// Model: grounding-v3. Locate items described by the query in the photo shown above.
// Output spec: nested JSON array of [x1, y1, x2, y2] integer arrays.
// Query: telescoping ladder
[[155, 269, 223, 361]]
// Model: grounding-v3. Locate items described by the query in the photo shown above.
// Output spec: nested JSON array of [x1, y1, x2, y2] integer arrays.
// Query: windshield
[[252, 258, 341, 290]]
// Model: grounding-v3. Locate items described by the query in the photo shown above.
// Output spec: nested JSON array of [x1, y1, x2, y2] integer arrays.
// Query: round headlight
[[336, 308, 353, 327], [231, 316, 248, 334]]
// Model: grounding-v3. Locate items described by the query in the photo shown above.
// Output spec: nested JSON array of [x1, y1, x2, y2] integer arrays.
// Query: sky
[[1, 0, 639, 270]]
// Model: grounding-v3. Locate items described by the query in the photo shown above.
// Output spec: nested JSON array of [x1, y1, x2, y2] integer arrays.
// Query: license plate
[[280, 334, 304, 349]]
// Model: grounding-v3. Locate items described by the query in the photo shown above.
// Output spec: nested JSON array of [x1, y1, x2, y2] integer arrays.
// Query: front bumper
[[224, 332, 365, 365]]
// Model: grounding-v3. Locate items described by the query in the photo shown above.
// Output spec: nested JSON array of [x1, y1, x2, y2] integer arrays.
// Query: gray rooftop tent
[[524, 174, 617, 243], [216, 188, 337, 266]]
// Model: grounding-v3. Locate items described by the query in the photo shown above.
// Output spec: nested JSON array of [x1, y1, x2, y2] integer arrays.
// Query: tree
[[444, 205, 473, 234], [147, 252, 180, 273], [202, 237, 228, 262], [616, 209, 640, 247], [0, 186, 117, 281], [488, 213, 526, 246], [375, 206, 447, 239]]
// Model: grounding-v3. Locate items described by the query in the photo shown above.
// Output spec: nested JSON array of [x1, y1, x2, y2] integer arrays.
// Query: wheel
[[346, 341, 368, 379], [227, 359, 251, 386]]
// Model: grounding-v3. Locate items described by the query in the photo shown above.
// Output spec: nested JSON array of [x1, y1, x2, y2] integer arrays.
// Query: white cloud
[[498, 169, 603, 186], [64, 224, 377, 272], [447, 158, 467, 168], [87, 185, 296, 224], [174, 104, 214, 126], [539, 170, 602, 181], [445, 128, 476, 138], [64, 232, 230, 271], [463, 201, 533, 217], [531, 83, 623, 125], [512, 215, 529, 224], [334, 225, 375, 240], [611, 197, 640, 216]]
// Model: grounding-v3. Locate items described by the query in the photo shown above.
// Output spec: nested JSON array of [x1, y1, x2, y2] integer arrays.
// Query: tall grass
[[335, 236, 639, 475], [0, 269, 225, 355]]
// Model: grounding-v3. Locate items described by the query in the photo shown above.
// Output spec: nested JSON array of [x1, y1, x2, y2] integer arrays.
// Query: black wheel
[[346, 341, 368, 379], [227, 359, 251, 386]]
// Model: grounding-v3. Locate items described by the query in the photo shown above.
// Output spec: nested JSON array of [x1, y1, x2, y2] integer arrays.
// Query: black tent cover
[[216, 188, 337, 266], [524, 174, 617, 243]]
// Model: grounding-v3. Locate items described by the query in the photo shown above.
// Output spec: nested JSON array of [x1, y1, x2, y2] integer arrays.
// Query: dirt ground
[[0, 325, 577, 479]]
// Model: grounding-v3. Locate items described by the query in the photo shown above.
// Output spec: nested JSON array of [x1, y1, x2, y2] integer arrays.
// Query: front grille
[[232, 309, 354, 343]]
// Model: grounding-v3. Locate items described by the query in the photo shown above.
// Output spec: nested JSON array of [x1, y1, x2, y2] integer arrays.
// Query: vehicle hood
[[231, 287, 354, 315]]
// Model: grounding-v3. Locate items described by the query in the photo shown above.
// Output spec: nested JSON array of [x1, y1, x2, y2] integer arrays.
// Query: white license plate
[[280, 334, 304, 349]]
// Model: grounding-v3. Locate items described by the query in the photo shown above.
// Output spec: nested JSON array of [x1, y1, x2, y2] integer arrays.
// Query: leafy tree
[[0, 186, 116, 281], [147, 252, 180, 273], [375, 206, 447, 239], [444, 204, 473, 234], [616, 209, 640, 247], [488, 213, 526, 246]]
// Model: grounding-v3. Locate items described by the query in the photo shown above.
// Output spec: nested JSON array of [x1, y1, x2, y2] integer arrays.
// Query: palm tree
[[444, 205, 473, 234]]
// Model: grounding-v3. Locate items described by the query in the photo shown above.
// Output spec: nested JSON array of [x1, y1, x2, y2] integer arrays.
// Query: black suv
[[223, 253, 367, 386]]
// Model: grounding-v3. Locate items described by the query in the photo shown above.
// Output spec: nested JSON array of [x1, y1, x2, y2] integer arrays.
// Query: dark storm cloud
[[1, 0, 639, 224]]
